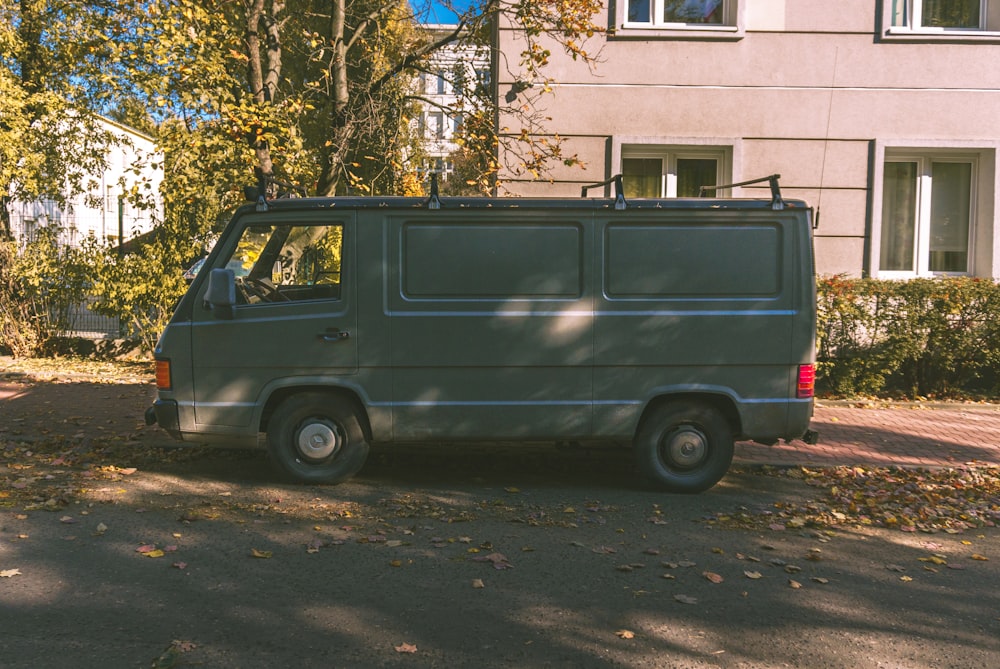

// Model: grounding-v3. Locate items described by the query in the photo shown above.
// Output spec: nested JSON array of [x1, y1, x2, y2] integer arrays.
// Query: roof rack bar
[[581, 174, 627, 210], [699, 173, 785, 210]]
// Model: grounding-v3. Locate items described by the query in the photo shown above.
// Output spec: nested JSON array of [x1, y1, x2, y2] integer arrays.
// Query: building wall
[[496, 0, 1000, 279], [8, 116, 162, 248], [414, 25, 491, 180]]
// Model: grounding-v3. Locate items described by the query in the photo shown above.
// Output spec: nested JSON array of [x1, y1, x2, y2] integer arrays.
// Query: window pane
[[628, 0, 651, 22], [880, 162, 918, 272], [623, 158, 663, 197], [921, 0, 981, 28], [929, 162, 971, 272], [664, 0, 723, 23], [677, 158, 718, 197], [891, 0, 909, 26]]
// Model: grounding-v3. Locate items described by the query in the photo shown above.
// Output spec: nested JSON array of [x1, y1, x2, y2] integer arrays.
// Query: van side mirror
[[204, 268, 236, 320]]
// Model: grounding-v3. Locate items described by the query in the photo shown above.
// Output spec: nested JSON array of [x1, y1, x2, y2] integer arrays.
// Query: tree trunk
[[316, 0, 350, 196], [245, 0, 284, 189]]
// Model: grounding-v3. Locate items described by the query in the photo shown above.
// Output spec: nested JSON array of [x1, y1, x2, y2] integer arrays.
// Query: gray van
[[147, 177, 816, 493]]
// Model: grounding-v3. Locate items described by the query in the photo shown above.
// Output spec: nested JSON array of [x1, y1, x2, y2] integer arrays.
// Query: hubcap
[[662, 426, 707, 469], [295, 419, 342, 462]]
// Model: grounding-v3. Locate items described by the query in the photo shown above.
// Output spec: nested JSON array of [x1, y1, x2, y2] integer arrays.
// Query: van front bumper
[[145, 399, 182, 440]]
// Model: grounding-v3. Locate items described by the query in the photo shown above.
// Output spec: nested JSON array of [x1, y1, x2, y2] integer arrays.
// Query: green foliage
[[0, 228, 100, 356], [88, 235, 190, 354], [817, 276, 1000, 398]]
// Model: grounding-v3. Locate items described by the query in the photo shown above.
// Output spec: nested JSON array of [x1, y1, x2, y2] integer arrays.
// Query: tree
[[3, 1, 605, 354], [0, 0, 135, 240], [133, 0, 603, 207]]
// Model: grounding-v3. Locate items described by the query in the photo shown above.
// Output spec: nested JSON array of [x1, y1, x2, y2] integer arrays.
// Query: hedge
[[816, 276, 1000, 399]]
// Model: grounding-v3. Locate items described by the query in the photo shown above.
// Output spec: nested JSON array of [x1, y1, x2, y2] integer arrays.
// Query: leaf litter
[[710, 466, 1000, 534]]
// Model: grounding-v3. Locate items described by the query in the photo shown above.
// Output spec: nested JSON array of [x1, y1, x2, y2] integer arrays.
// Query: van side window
[[225, 223, 343, 304]]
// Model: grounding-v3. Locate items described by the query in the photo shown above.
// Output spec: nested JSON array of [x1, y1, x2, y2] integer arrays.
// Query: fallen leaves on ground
[[151, 640, 197, 669], [1, 568, 22, 578], [472, 552, 513, 570], [711, 466, 1000, 533]]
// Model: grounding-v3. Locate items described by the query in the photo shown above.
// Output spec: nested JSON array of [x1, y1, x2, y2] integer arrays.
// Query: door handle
[[318, 329, 350, 342]]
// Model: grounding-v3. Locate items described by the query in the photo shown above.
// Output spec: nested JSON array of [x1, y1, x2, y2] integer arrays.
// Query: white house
[[7, 116, 163, 248]]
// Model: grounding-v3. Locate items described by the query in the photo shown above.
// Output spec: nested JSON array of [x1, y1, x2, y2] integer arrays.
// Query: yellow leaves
[[0, 569, 22, 578], [250, 548, 272, 559], [970, 554, 989, 561], [616, 629, 635, 640], [394, 643, 417, 654]]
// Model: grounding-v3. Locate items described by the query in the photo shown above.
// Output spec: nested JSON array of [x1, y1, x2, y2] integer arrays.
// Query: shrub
[[0, 228, 99, 357], [817, 276, 1000, 398]]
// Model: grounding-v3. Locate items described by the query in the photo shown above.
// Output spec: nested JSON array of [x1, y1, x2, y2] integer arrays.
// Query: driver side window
[[226, 223, 344, 305]]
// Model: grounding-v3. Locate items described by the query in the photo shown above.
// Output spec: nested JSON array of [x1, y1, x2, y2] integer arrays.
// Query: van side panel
[[593, 212, 811, 440], [386, 215, 594, 439]]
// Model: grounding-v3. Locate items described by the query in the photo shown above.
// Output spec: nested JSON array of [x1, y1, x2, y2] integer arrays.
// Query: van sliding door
[[387, 214, 594, 440]]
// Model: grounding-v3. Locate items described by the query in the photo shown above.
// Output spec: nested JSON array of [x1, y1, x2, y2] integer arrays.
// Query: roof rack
[[244, 168, 308, 212], [424, 172, 442, 210], [700, 173, 785, 210], [581, 174, 627, 210]]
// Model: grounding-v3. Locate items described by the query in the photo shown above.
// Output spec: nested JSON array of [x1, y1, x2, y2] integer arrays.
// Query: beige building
[[495, 1, 1000, 279]]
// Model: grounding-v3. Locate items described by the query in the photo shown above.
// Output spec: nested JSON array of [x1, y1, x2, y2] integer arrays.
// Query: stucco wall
[[496, 0, 1000, 278]]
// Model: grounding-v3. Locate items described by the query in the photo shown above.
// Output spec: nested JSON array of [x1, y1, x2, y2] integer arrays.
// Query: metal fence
[[7, 203, 129, 340], [64, 298, 122, 339]]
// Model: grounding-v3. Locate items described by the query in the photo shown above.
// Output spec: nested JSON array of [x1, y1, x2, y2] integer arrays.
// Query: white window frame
[[619, 143, 733, 198], [871, 146, 993, 278], [884, 0, 1000, 40], [615, 0, 744, 39]]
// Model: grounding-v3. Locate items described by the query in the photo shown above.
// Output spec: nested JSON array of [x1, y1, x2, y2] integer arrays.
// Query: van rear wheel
[[267, 393, 369, 484], [634, 401, 734, 493]]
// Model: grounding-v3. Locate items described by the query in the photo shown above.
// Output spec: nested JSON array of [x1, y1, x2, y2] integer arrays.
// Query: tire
[[633, 401, 734, 493], [267, 392, 370, 484]]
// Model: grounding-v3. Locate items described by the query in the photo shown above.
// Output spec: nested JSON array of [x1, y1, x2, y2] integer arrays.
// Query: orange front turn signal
[[155, 359, 172, 391]]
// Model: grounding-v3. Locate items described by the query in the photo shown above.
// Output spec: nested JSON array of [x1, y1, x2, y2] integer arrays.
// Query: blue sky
[[416, 0, 474, 25]]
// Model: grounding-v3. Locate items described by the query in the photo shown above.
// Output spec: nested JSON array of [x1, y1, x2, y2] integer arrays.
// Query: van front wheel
[[634, 402, 734, 493], [267, 393, 370, 484]]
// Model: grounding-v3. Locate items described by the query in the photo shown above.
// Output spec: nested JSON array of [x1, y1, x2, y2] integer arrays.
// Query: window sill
[[882, 27, 1000, 43], [611, 23, 744, 41]]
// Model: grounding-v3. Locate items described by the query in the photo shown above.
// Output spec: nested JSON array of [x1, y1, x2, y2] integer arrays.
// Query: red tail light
[[797, 364, 815, 399], [155, 359, 172, 391]]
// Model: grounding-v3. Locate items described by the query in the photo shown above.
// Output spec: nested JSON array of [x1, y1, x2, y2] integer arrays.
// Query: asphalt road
[[2, 445, 998, 669]]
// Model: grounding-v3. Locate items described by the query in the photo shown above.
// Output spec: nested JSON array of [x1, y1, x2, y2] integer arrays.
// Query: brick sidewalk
[[3, 377, 1000, 469], [736, 402, 1000, 468]]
